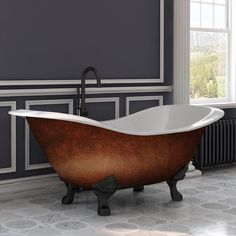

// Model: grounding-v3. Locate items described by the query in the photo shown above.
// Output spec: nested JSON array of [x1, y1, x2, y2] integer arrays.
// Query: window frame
[[190, 0, 234, 105]]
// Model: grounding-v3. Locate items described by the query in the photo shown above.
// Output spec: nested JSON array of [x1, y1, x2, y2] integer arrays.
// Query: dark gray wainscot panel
[[25, 100, 73, 171], [0, 102, 16, 175], [126, 95, 163, 115], [0, 92, 170, 181]]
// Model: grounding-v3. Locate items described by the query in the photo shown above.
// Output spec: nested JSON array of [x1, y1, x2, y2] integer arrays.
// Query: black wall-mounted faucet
[[78, 67, 102, 117]]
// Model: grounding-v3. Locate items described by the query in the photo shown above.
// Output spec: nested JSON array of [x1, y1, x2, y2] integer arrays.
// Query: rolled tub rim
[[9, 104, 224, 136]]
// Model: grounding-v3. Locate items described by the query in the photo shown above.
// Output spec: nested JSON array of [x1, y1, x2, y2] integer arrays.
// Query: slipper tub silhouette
[[9, 105, 224, 216]]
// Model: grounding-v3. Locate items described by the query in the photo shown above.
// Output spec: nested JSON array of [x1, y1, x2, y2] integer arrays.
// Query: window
[[190, 0, 233, 104]]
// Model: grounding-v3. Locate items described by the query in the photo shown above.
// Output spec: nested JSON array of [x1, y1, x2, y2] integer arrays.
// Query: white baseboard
[[0, 174, 61, 195], [0, 173, 58, 185]]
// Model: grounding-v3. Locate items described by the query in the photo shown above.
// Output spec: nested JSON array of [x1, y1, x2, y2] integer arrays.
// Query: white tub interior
[[9, 105, 224, 136]]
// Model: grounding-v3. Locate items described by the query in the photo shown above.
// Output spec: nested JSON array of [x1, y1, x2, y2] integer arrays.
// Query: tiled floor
[[0, 166, 236, 236]]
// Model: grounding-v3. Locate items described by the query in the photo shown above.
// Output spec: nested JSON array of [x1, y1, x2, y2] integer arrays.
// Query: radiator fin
[[193, 119, 236, 169]]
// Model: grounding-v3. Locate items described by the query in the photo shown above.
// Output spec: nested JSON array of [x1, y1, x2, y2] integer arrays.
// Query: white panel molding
[[0, 86, 172, 97], [0, 1, 164, 87], [86, 97, 120, 119], [159, 0, 164, 82], [25, 99, 73, 171], [126, 96, 163, 116], [173, 0, 190, 104], [0, 101, 16, 174]]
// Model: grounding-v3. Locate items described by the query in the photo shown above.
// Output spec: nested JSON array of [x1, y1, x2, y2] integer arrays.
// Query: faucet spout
[[79, 67, 102, 117]]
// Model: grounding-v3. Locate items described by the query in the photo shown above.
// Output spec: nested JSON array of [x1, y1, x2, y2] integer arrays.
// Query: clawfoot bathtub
[[9, 105, 224, 216]]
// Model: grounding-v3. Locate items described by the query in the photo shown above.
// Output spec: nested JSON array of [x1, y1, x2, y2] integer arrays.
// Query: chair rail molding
[[25, 99, 74, 171], [173, 0, 190, 104], [0, 86, 173, 97]]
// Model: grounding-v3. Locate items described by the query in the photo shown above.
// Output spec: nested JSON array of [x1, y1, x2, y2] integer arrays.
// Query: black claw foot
[[92, 176, 119, 216], [133, 186, 144, 192], [167, 180, 183, 201], [167, 164, 188, 201], [62, 182, 75, 205], [97, 198, 111, 216]]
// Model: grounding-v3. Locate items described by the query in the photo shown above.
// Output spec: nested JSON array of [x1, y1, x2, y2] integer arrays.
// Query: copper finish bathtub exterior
[[27, 117, 204, 188]]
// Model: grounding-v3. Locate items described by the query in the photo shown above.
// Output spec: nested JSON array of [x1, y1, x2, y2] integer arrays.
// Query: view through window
[[190, 0, 229, 102]]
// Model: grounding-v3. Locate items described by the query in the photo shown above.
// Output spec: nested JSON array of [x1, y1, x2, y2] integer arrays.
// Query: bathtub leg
[[61, 182, 76, 205], [166, 164, 188, 201], [92, 176, 119, 216], [133, 186, 144, 192]]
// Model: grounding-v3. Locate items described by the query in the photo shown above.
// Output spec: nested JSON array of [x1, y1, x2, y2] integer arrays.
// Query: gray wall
[[0, 0, 173, 181], [0, 0, 162, 80]]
